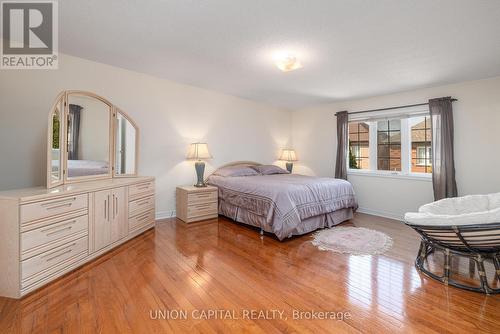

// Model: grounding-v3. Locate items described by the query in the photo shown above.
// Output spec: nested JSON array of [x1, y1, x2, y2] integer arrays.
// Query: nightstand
[[176, 185, 218, 223]]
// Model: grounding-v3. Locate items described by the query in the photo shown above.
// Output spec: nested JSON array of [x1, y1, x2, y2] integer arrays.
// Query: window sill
[[347, 169, 432, 182]]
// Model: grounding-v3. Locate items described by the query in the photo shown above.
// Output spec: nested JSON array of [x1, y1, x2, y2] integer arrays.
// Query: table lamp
[[186, 143, 212, 187], [279, 149, 298, 173]]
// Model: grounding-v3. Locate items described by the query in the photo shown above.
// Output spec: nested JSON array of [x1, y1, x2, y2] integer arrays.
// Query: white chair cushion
[[405, 193, 500, 226], [487, 193, 500, 210]]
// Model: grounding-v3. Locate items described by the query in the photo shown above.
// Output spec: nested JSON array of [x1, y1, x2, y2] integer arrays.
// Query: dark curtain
[[334, 111, 348, 180], [68, 104, 82, 160], [429, 97, 457, 200]]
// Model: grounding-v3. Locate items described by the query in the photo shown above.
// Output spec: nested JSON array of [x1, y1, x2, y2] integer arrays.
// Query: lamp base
[[194, 161, 207, 187], [286, 162, 293, 173]]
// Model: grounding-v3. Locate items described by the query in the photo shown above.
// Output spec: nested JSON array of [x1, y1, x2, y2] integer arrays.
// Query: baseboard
[[158, 208, 403, 222], [356, 207, 403, 222], [156, 210, 176, 220]]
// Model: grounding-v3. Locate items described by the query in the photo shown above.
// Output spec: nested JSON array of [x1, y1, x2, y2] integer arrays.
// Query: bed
[[67, 160, 109, 177], [206, 162, 358, 240]]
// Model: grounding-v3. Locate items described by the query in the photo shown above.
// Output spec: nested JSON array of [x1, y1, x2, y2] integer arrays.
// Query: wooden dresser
[[176, 185, 218, 223], [0, 176, 155, 299]]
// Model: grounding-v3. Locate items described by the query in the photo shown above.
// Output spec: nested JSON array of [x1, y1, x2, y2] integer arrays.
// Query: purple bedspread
[[207, 174, 358, 240]]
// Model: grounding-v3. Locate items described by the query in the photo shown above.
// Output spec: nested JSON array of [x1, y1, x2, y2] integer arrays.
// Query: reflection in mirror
[[66, 95, 111, 179], [50, 99, 63, 184], [115, 113, 137, 175]]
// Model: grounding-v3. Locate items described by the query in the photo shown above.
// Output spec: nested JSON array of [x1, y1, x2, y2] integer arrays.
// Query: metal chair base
[[416, 240, 500, 294]]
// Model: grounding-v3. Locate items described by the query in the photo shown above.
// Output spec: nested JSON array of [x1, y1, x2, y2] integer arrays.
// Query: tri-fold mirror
[[47, 91, 138, 188]]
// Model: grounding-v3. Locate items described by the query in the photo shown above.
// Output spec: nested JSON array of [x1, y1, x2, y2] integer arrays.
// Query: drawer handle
[[136, 212, 150, 221], [136, 184, 151, 190], [45, 249, 73, 262], [41, 243, 76, 262], [115, 196, 118, 217], [137, 214, 151, 223], [46, 226, 73, 237], [195, 203, 212, 209], [40, 220, 77, 233], [112, 194, 116, 220], [44, 203, 73, 211], [135, 199, 150, 206], [41, 197, 77, 209]]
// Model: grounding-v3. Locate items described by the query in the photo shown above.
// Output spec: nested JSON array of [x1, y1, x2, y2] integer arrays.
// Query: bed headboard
[[205, 161, 262, 181]]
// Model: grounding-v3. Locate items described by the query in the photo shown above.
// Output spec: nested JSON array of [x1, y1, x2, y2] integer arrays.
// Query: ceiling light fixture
[[275, 54, 302, 72]]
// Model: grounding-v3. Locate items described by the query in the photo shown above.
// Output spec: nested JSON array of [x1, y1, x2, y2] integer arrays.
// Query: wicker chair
[[406, 223, 500, 294], [405, 194, 500, 294]]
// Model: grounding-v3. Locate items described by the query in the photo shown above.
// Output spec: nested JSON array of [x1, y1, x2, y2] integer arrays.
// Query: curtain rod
[[334, 98, 458, 116]]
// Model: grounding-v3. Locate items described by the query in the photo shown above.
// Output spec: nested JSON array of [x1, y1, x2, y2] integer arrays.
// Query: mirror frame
[[114, 107, 139, 178], [63, 91, 114, 185], [46, 91, 66, 188], [47, 90, 139, 189]]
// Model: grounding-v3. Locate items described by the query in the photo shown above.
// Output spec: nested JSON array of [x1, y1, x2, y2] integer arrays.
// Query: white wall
[[2, 52, 499, 221], [292, 76, 500, 219], [0, 54, 291, 217]]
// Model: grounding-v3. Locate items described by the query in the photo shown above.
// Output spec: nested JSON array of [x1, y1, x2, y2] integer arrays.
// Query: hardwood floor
[[1, 213, 500, 333]]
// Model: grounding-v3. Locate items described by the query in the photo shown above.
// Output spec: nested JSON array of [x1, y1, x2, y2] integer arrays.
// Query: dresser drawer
[[188, 202, 218, 218], [129, 181, 155, 198], [21, 194, 88, 224], [21, 214, 88, 254], [21, 236, 88, 281], [187, 190, 217, 204], [129, 195, 155, 216], [129, 210, 155, 231]]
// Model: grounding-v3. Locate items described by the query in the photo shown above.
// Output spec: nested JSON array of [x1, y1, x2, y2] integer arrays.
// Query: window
[[348, 121, 369, 169], [347, 113, 432, 175], [411, 116, 432, 173], [52, 112, 60, 149], [416, 147, 431, 166], [377, 119, 401, 171]]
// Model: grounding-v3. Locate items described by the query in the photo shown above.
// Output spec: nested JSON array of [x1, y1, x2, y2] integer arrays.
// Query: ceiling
[[60, 0, 500, 110]]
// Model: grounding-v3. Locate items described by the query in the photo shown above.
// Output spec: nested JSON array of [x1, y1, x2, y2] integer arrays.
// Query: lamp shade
[[279, 149, 297, 162], [186, 143, 212, 160]]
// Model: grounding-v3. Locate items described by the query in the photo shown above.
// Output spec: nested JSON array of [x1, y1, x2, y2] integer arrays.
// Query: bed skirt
[[219, 199, 354, 239]]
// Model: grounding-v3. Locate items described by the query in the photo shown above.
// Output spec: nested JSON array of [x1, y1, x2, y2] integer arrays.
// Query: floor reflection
[[2, 215, 500, 333]]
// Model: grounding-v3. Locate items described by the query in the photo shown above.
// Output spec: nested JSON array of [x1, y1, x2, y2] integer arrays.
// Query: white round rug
[[311, 227, 393, 256]]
